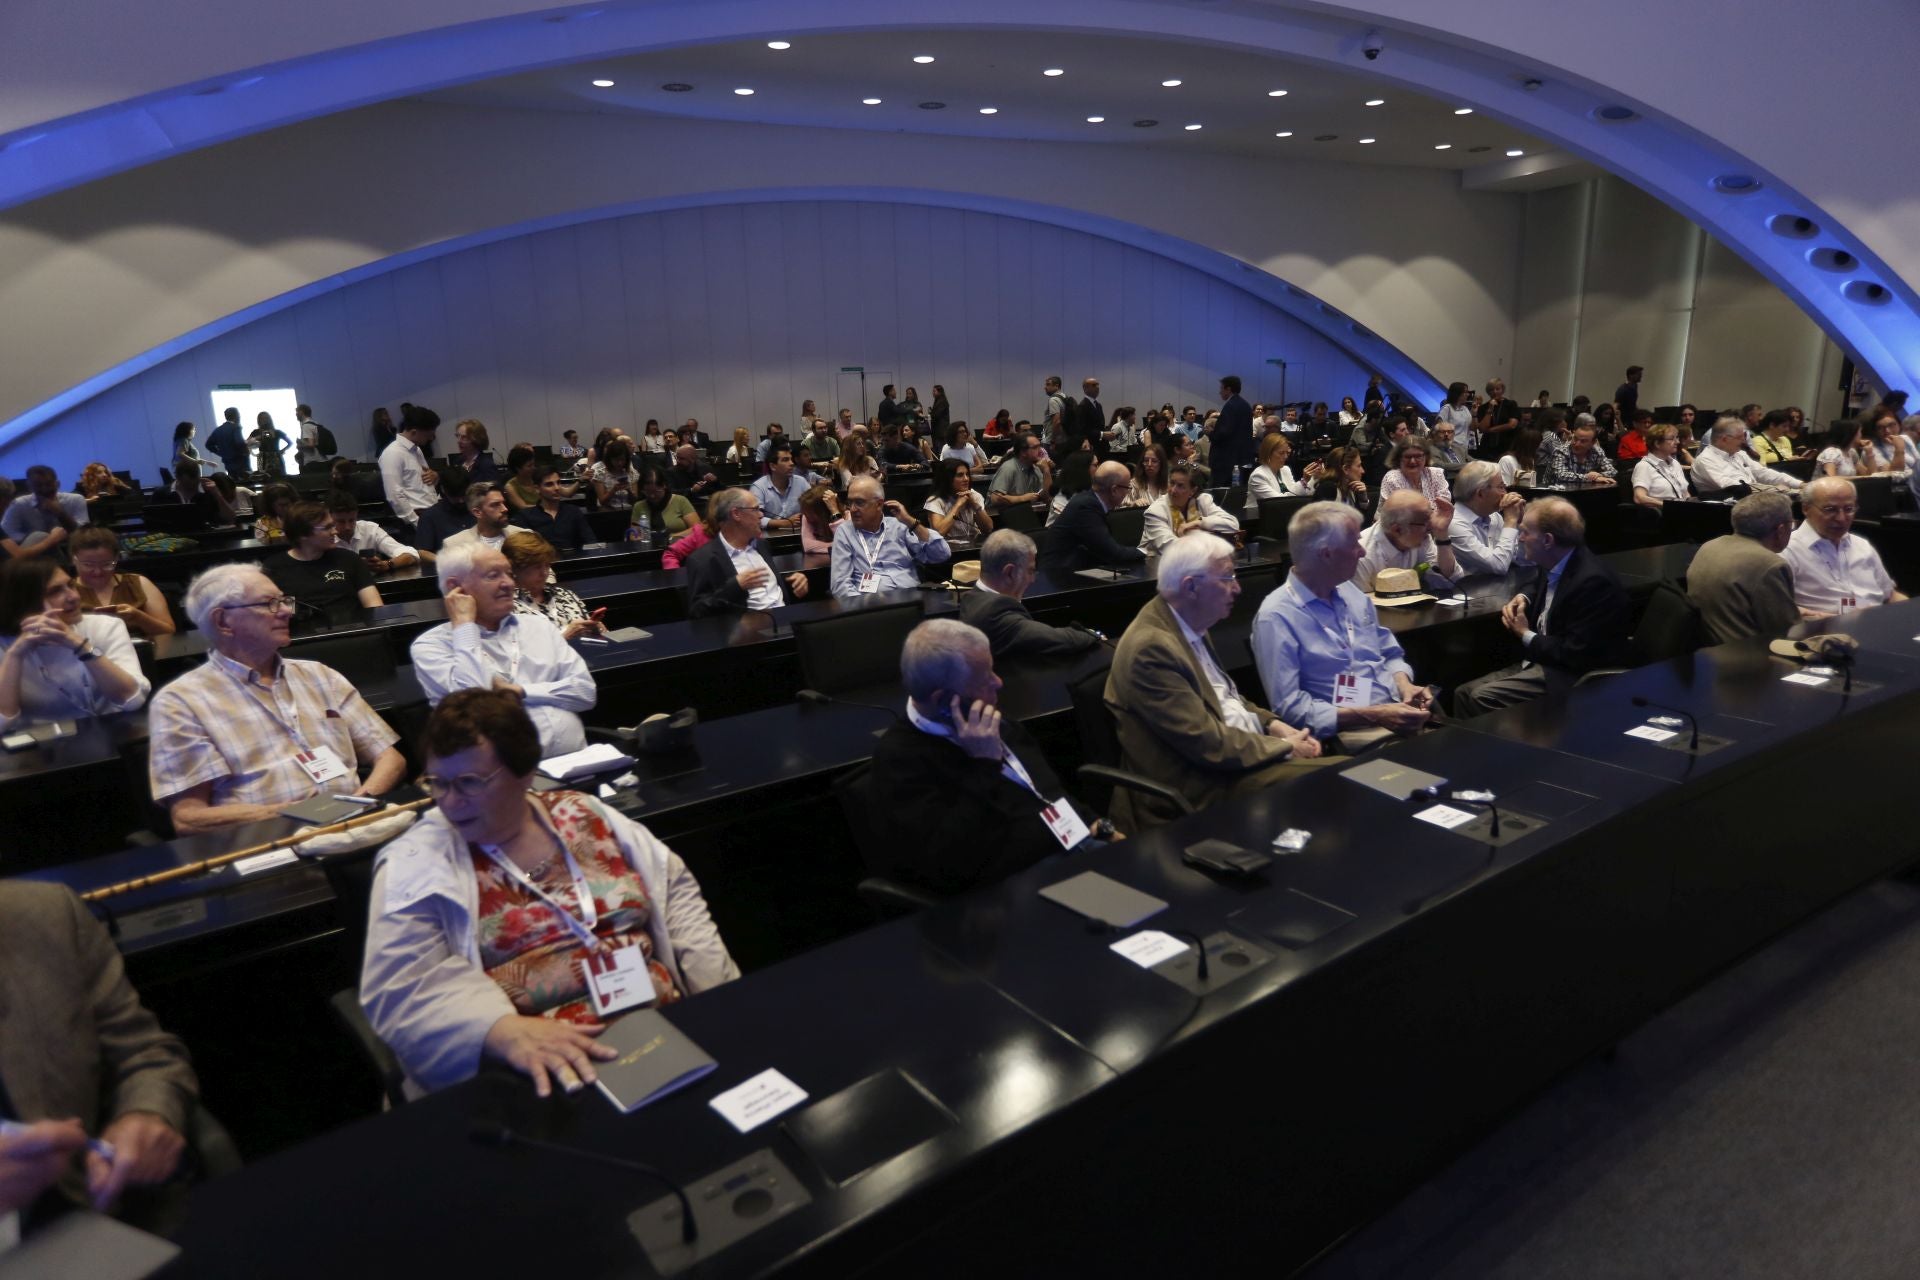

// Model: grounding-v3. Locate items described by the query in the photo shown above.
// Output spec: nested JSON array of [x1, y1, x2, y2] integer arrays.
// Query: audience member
[[1498, 424, 1544, 489], [749, 444, 810, 532], [77, 463, 133, 503], [1866, 409, 1910, 473], [1253, 502, 1433, 751], [1379, 438, 1456, 522], [924, 460, 993, 542], [1693, 417, 1803, 494], [957, 530, 1105, 660], [360, 689, 737, 1097], [876, 422, 926, 473], [1541, 424, 1619, 486], [452, 420, 501, 486], [1046, 450, 1096, 525], [1127, 443, 1170, 508], [1454, 498, 1631, 713], [251, 483, 296, 542], [2, 467, 89, 557], [798, 484, 841, 555], [804, 419, 841, 464], [686, 488, 810, 616], [379, 408, 440, 525], [440, 483, 513, 554], [668, 445, 720, 506], [1784, 476, 1907, 618], [248, 413, 293, 478], [149, 564, 405, 832], [753, 422, 788, 467], [0, 559, 149, 729], [629, 464, 697, 541], [1041, 461, 1147, 575], [412, 464, 476, 555], [1687, 492, 1799, 643], [1630, 425, 1692, 508], [661, 496, 715, 570], [1426, 421, 1471, 472], [1312, 446, 1374, 523], [369, 406, 397, 458], [940, 423, 985, 469], [829, 478, 950, 598], [171, 421, 206, 475], [412, 545, 596, 755], [501, 445, 540, 511], [1814, 419, 1873, 478], [70, 527, 176, 636], [1141, 461, 1238, 554], [1449, 461, 1526, 577], [590, 438, 640, 510], [988, 431, 1053, 509], [558, 428, 585, 461], [503, 530, 604, 641], [1245, 433, 1319, 514], [1212, 375, 1255, 482], [263, 501, 383, 618], [326, 490, 420, 571], [151, 459, 236, 526], [1357, 489, 1458, 588]]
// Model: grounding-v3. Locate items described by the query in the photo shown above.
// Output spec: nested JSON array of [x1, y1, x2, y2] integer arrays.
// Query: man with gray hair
[[439, 482, 512, 553], [830, 476, 949, 599], [1254, 502, 1434, 751], [410, 544, 596, 754], [686, 487, 810, 616], [1686, 491, 1800, 643], [1104, 531, 1322, 828], [958, 529, 1105, 660], [1357, 489, 1458, 591], [1784, 476, 1906, 618], [1448, 461, 1526, 576], [868, 619, 1116, 895], [1040, 460, 1149, 576], [1693, 416, 1803, 494], [148, 563, 406, 833]]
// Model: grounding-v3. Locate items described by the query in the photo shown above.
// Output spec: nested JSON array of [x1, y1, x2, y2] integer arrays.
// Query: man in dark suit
[[876, 385, 900, 429], [1076, 377, 1107, 452], [684, 488, 809, 617], [868, 619, 1116, 895], [1038, 461, 1148, 576], [1454, 497, 1632, 714], [959, 529, 1106, 660], [1212, 374, 1255, 481], [679, 419, 712, 451]]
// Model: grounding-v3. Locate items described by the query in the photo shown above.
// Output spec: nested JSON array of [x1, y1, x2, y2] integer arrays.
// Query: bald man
[[1038, 460, 1150, 576]]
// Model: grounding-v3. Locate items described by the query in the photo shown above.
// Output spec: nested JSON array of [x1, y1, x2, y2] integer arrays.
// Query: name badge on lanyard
[[858, 529, 884, 592], [295, 747, 351, 783], [583, 945, 654, 1015], [1333, 672, 1365, 708]]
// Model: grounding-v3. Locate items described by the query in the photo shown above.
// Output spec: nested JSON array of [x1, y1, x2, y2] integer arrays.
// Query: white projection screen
[[207, 387, 299, 472]]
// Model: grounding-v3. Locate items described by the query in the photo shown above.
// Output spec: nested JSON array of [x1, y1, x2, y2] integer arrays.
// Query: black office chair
[[1257, 495, 1314, 542], [1065, 667, 1194, 819], [831, 763, 941, 920], [318, 844, 410, 1109], [286, 633, 398, 687], [1107, 505, 1147, 549], [794, 599, 925, 694], [1575, 581, 1702, 686]]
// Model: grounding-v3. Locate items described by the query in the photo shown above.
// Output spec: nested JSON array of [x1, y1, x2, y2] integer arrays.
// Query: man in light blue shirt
[[1253, 501, 1434, 747], [1, 467, 90, 556], [1449, 461, 1527, 577], [749, 443, 810, 532], [829, 476, 950, 599]]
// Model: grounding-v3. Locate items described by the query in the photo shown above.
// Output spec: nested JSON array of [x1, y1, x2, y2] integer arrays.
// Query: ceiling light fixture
[[591, 79, 615, 88], [913, 55, 935, 64], [1044, 68, 1064, 77], [1087, 115, 1105, 123], [1454, 107, 1473, 115], [979, 106, 998, 114], [1435, 143, 1452, 150], [1506, 148, 1524, 156], [1184, 123, 1202, 131], [1267, 89, 1288, 97], [862, 97, 882, 105], [1358, 137, 1376, 144], [733, 87, 755, 96], [661, 83, 694, 92], [1274, 131, 1293, 138], [1365, 98, 1385, 107], [1161, 79, 1182, 87], [766, 40, 791, 50]]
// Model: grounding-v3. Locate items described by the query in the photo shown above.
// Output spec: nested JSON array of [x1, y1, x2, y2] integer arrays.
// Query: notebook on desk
[[594, 1009, 717, 1113], [1341, 757, 1447, 802]]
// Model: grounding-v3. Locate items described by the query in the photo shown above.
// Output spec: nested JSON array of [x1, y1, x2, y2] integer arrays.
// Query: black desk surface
[[1795, 595, 1920, 660]]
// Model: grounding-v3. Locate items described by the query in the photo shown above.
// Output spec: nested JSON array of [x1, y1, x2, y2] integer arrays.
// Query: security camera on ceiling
[[1362, 31, 1383, 61]]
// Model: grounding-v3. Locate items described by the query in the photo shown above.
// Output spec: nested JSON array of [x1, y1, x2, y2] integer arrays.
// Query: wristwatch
[[1434, 538, 1452, 546], [74, 641, 102, 662]]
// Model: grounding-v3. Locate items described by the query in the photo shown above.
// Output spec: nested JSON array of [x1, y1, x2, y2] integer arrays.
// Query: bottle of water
[[629, 511, 650, 542]]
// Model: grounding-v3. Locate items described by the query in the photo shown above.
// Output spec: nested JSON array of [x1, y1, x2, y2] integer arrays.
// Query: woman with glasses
[[0, 558, 149, 729], [361, 689, 739, 1097], [69, 526, 175, 637]]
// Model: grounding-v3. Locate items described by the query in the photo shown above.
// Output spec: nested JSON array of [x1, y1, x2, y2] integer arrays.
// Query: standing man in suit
[[1039, 462, 1148, 576], [1686, 492, 1799, 643], [1213, 375, 1255, 482], [685, 488, 810, 616], [1454, 497, 1632, 713], [1076, 378, 1107, 453], [0, 881, 199, 1233], [876, 386, 901, 429], [1104, 532, 1323, 827], [959, 530, 1106, 660]]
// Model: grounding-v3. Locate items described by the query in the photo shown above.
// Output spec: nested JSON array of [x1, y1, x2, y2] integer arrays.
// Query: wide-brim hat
[[1367, 566, 1436, 608], [1769, 633, 1858, 661]]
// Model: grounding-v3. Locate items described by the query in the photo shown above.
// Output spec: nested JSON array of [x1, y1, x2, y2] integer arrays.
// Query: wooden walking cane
[[81, 798, 433, 903]]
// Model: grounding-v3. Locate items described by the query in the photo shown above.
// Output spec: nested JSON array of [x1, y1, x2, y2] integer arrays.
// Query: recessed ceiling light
[[918, 101, 946, 110], [661, 83, 694, 92], [1274, 131, 1293, 138], [1044, 68, 1065, 77], [1358, 137, 1376, 144], [913, 55, 935, 64], [1133, 119, 1159, 128], [1086, 115, 1105, 123], [1184, 123, 1202, 131], [766, 40, 791, 50], [1506, 148, 1525, 156], [591, 79, 615, 88], [733, 87, 755, 96], [1161, 79, 1182, 87], [1364, 98, 1385, 107], [862, 97, 883, 105], [1454, 107, 1473, 115], [1434, 143, 1452, 150], [1268, 89, 1288, 97], [979, 106, 998, 114], [1313, 133, 1338, 141]]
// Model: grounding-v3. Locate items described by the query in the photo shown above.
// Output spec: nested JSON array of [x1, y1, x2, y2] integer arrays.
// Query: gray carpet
[[1306, 877, 1920, 1280]]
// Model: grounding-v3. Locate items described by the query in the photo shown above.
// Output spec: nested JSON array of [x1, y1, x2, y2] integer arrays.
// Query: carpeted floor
[[1306, 876, 1920, 1280]]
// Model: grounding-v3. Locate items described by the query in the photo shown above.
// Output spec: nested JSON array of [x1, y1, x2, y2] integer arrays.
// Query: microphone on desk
[[468, 1122, 697, 1243], [796, 688, 904, 721], [1162, 928, 1210, 981], [1629, 695, 1700, 751]]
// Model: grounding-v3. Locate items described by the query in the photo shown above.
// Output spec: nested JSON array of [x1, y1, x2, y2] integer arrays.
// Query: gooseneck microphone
[[1630, 695, 1700, 751], [1162, 929, 1211, 981], [1416, 784, 1501, 838], [795, 688, 904, 721], [468, 1122, 696, 1244]]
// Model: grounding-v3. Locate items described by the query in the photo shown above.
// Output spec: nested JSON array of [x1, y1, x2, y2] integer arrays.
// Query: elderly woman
[[0, 558, 149, 729], [361, 690, 738, 1097], [1378, 438, 1454, 525], [503, 530, 604, 640], [924, 459, 994, 543], [1142, 461, 1241, 554], [1245, 432, 1319, 514], [69, 526, 175, 637], [1631, 425, 1692, 508]]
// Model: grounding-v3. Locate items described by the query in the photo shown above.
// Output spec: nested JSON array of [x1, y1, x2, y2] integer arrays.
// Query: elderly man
[[1254, 502, 1434, 751], [686, 487, 809, 616], [1041, 461, 1149, 576], [749, 443, 810, 532], [1454, 498, 1632, 714], [1687, 491, 1800, 643], [326, 490, 418, 571], [988, 431, 1054, 509], [378, 408, 439, 525], [1104, 532, 1322, 828], [1449, 461, 1527, 577], [1693, 416, 1803, 495], [1784, 476, 1908, 618], [1, 466, 89, 557], [1541, 424, 1618, 486], [148, 564, 406, 833], [868, 619, 1117, 895], [439, 482, 512, 553], [410, 544, 596, 754], [1357, 490, 1458, 591], [958, 529, 1105, 660], [0, 881, 200, 1235], [829, 476, 950, 599]]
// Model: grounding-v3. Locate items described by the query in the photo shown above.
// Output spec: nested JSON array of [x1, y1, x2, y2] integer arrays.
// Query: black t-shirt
[[263, 547, 374, 616]]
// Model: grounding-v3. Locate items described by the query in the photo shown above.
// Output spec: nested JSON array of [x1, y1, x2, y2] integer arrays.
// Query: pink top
[[1379, 465, 1449, 508], [801, 516, 842, 556], [662, 522, 710, 570]]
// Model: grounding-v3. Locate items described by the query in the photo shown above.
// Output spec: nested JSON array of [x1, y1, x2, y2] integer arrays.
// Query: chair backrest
[[1256, 495, 1314, 542], [831, 763, 885, 876], [997, 501, 1042, 533], [287, 632, 398, 688], [140, 501, 212, 534], [1631, 580, 1702, 665], [1067, 664, 1123, 810], [1107, 504, 1147, 548], [586, 508, 631, 542], [793, 599, 924, 694], [319, 845, 385, 966]]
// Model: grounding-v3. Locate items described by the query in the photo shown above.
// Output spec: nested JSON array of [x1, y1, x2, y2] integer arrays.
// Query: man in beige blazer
[[0, 882, 197, 1228], [1686, 491, 1799, 643], [1104, 531, 1325, 828]]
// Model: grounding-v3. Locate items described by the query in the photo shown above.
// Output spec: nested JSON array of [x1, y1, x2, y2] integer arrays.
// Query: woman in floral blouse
[[361, 690, 739, 1097], [502, 530, 604, 641]]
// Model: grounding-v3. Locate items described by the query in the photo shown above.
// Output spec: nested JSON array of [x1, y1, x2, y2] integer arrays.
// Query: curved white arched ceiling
[[2, 0, 1916, 424]]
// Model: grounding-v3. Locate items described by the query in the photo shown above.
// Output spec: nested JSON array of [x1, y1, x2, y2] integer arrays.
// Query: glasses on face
[[419, 764, 507, 798], [228, 595, 297, 614], [1814, 504, 1857, 517], [73, 558, 117, 572]]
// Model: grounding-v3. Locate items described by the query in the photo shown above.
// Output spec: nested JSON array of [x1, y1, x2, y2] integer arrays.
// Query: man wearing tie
[[1077, 377, 1106, 453], [1453, 497, 1631, 714]]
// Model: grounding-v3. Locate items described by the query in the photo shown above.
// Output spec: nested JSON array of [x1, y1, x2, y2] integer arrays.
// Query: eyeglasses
[[418, 765, 507, 798], [1813, 505, 1858, 516], [227, 595, 297, 614], [73, 558, 118, 571]]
